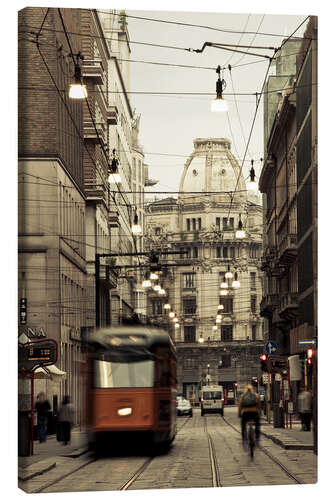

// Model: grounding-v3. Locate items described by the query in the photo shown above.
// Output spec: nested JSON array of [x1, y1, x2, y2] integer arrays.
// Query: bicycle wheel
[[248, 423, 255, 459]]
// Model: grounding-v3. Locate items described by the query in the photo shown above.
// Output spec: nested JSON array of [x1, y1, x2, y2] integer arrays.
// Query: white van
[[200, 385, 224, 416]]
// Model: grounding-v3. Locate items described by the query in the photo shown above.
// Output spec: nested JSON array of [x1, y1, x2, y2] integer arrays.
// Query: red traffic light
[[307, 349, 313, 359], [260, 354, 267, 361]]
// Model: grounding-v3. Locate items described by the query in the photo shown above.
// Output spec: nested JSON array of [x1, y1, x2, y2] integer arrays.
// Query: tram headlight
[[117, 408, 132, 416]]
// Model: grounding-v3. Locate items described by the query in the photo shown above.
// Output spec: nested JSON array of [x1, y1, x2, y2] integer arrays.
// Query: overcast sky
[[125, 9, 307, 196]]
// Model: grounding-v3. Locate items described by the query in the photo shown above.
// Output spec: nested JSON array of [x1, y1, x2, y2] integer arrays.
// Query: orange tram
[[85, 326, 177, 453]]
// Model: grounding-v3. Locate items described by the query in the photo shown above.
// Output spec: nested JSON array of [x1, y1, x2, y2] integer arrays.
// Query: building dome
[[178, 138, 247, 203]]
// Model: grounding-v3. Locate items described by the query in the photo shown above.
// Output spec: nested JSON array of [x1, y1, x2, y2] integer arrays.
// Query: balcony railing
[[278, 233, 297, 265], [278, 292, 298, 320], [260, 294, 279, 318], [83, 121, 107, 146], [106, 105, 118, 125], [81, 59, 104, 85]]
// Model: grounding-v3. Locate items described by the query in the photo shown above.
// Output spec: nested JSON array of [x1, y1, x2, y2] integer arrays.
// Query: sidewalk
[[260, 417, 314, 450], [18, 427, 89, 481]]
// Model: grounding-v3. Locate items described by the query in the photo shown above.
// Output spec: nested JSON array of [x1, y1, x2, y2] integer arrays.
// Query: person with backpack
[[238, 384, 261, 441]]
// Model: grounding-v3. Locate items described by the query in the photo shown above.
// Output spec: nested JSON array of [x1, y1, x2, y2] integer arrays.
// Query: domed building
[[145, 138, 264, 404]]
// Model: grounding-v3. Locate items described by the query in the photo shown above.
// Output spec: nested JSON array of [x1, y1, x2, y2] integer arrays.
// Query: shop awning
[[34, 365, 67, 380]]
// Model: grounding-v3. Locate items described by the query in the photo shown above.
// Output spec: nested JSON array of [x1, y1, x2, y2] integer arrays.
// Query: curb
[[18, 459, 56, 481], [261, 431, 313, 450]]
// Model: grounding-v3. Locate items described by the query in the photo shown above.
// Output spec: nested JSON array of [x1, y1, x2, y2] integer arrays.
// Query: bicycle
[[245, 420, 256, 459]]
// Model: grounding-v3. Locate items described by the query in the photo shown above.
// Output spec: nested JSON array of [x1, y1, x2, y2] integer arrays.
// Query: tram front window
[[94, 359, 154, 388]]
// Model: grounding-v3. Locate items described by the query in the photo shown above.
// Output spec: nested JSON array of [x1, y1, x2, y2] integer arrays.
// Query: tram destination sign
[[18, 338, 58, 372]]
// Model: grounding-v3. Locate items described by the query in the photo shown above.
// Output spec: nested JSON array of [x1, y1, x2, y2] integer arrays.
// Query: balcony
[[81, 60, 104, 85], [100, 264, 118, 289], [278, 292, 298, 321], [84, 121, 107, 146], [260, 293, 279, 318], [106, 105, 119, 125], [261, 247, 278, 271], [278, 233, 297, 266]]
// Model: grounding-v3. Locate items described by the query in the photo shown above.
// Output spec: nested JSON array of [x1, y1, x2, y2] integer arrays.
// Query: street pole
[[95, 254, 100, 328]]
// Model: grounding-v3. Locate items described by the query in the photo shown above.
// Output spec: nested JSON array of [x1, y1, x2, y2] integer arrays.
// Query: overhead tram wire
[[95, 9, 314, 41], [18, 81, 317, 97], [230, 14, 265, 67], [19, 31, 313, 77], [20, 35, 315, 74]]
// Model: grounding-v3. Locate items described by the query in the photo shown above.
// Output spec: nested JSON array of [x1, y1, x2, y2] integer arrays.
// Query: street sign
[[298, 339, 316, 346], [265, 341, 278, 354], [18, 338, 58, 372], [20, 298, 27, 325]]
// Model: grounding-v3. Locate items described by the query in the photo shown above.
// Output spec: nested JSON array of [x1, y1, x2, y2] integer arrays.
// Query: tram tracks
[[221, 415, 303, 484], [204, 416, 222, 487], [36, 415, 192, 493]]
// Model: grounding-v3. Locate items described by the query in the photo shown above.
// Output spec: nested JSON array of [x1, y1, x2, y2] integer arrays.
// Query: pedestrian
[[35, 392, 51, 443], [57, 395, 75, 445], [297, 386, 312, 431], [238, 384, 261, 442]]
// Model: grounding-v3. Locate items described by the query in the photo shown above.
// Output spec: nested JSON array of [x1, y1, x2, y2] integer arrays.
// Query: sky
[[125, 9, 307, 196]]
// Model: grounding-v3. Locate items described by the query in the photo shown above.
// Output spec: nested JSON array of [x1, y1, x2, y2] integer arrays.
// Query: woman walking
[[35, 392, 51, 443], [57, 396, 74, 445]]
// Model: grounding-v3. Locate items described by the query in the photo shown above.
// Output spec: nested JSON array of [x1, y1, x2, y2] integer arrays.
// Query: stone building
[[18, 8, 145, 423], [18, 7, 88, 420], [259, 17, 317, 448], [145, 138, 264, 404]]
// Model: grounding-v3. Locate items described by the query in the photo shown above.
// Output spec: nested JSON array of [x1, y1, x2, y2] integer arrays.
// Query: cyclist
[[238, 384, 261, 442]]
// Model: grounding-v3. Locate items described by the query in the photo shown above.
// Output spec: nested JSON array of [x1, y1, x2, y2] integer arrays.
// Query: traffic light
[[307, 348, 313, 365], [260, 354, 267, 372]]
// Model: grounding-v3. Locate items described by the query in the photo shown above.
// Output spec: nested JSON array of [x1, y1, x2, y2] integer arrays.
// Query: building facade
[[18, 8, 145, 423], [145, 138, 264, 404], [259, 17, 317, 446]]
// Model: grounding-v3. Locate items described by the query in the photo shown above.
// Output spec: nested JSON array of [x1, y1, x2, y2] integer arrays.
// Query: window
[[220, 297, 233, 313], [186, 218, 190, 231], [184, 326, 196, 342], [223, 247, 228, 258], [183, 272, 195, 289], [152, 299, 163, 315], [229, 218, 234, 229], [223, 217, 228, 230], [216, 217, 220, 229], [193, 247, 198, 258], [250, 272, 256, 290], [180, 247, 184, 259], [251, 295, 257, 313], [220, 353, 231, 368], [192, 218, 196, 231], [155, 227, 161, 235], [198, 218, 202, 230], [183, 297, 196, 315], [184, 358, 197, 369], [252, 325, 257, 341], [230, 247, 235, 258], [249, 245, 257, 258], [94, 359, 154, 388], [221, 325, 233, 341], [216, 247, 221, 258]]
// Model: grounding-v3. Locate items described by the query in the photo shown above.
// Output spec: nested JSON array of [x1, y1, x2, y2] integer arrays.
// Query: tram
[[85, 326, 177, 452]]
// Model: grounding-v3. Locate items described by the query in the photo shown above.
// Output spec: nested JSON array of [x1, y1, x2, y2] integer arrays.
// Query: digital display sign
[[18, 339, 58, 372]]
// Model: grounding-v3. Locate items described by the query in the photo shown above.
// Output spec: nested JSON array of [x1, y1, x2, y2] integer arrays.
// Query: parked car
[[177, 396, 193, 417]]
